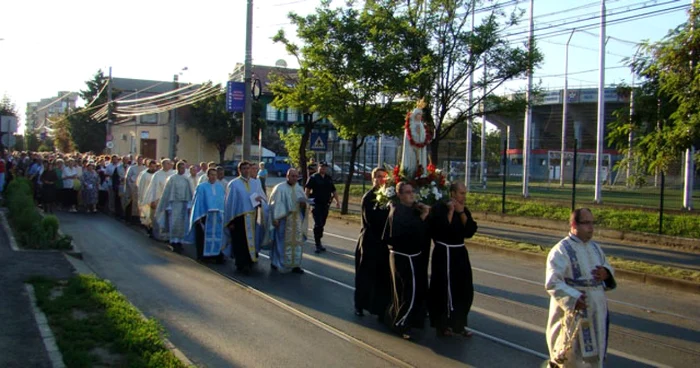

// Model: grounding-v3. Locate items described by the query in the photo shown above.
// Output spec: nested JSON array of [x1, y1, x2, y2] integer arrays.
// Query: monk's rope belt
[[435, 241, 464, 318], [390, 250, 422, 327]]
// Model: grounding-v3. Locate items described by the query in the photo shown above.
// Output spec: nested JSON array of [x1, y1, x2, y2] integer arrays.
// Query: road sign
[[1, 115, 18, 133], [226, 81, 245, 113], [106, 141, 114, 149], [1, 133, 16, 147], [310, 132, 328, 151]]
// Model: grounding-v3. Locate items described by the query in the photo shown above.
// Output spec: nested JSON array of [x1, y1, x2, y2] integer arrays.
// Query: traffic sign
[[1, 115, 18, 133], [310, 132, 328, 151], [226, 81, 245, 113], [1, 133, 16, 147], [106, 141, 114, 149]]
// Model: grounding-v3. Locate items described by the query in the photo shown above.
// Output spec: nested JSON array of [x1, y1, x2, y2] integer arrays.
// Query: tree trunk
[[429, 138, 440, 165], [341, 135, 361, 215], [218, 147, 226, 165], [299, 122, 311, 185]]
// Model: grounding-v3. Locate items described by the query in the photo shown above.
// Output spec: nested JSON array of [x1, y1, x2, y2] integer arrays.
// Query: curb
[[64, 256, 196, 367], [465, 240, 700, 294], [0, 209, 83, 259], [24, 284, 66, 368]]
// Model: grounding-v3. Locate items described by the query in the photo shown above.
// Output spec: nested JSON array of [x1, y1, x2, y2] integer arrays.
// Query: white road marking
[[322, 231, 700, 323]]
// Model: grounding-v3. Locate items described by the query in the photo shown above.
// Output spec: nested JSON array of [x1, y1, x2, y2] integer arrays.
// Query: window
[[287, 108, 298, 123], [141, 113, 158, 124], [266, 104, 279, 121]]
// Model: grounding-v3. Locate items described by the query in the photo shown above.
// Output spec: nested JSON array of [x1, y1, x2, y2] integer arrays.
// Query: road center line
[[321, 231, 700, 323], [259, 253, 550, 360]]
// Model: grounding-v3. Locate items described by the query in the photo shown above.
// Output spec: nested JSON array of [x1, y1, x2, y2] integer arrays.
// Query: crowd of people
[[0, 149, 617, 367]]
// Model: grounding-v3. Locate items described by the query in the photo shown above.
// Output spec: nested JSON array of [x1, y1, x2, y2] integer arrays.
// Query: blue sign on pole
[[226, 81, 246, 113], [310, 132, 328, 151]]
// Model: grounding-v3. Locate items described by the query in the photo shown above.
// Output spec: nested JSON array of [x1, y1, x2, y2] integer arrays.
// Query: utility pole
[[561, 29, 575, 187], [594, 0, 606, 204], [242, 0, 254, 161], [522, 0, 535, 198], [170, 74, 179, 159], [626, 55, 635, 188], [683, 0, 696, 210], [465, 0, 476, 192], [107, 66, 113, 154], [480, 62, 487, 188]]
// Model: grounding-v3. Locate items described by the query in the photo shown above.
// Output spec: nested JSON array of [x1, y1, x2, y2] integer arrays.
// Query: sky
[[0, 0, 691, 131]]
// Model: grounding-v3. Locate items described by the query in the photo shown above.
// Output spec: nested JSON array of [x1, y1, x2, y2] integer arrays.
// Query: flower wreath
[[405, 111, 432, 149]]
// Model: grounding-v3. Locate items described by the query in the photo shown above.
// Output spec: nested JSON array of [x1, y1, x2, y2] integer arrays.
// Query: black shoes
[[354, 309, 364, 317], [271, 264, 278, 271], [314, 246, 327, 254], [170, 243, 183, 254], [291, 267, 305, 274]]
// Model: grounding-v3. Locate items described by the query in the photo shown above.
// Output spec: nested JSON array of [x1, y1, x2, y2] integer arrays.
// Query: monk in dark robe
[[382, 182, 430, 340], [354, 168, 390, 317], [428, 182, 478, 337]]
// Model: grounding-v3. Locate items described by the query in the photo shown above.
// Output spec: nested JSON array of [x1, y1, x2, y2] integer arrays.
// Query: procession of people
[[0, 99, 617, 367]]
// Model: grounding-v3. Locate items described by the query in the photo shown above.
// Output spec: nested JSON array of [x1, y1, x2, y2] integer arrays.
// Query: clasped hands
[[574, 266, 610, 310]]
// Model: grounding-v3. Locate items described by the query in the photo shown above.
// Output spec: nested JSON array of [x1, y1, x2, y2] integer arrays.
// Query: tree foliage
[[51, 113, 75, 153], [67, 70, 114, 153], [397, 0, 541, 162], [274, 0, 411, 213], [1, 94, 19, 152], [278, 128, 314, 170], [187, 84, 264, 163], [608, 3, 700, 178]]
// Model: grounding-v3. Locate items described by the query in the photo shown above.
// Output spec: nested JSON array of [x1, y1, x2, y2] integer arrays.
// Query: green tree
[[25, 129, 41, 151], [67, 70, 115, 153], [397, 0, 541, 163], [274, 0, 409, 213], [278, 128, 314, 170], [1, 94, 19, 152], [607, 4, 700, 180], [51, 113, 75, 153], [187, 83, 265, 163]]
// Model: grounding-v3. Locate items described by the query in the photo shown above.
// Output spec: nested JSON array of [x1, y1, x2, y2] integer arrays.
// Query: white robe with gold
[[269, 181, 308, 271], [137, 170, 156, 227], [154, 174, 193, 242], [545, 234, 616, 368]]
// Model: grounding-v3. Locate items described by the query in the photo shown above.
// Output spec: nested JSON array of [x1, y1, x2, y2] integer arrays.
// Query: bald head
[[286, 168, 299, 185]]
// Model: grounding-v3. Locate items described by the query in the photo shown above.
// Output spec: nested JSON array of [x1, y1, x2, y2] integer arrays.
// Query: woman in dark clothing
[[428, 182, 478, 337], [40, 161, 58, 213]]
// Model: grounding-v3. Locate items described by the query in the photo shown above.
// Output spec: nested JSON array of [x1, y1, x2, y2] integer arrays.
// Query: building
[[108, 77, 234, 163], [488, 87, 628, 182], [26, 91, 79, 132]]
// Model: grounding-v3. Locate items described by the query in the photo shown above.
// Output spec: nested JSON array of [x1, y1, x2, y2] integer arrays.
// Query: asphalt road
[[56, 210, 700, 368]]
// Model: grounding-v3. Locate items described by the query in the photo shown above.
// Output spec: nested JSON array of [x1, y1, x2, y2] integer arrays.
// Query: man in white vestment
[[269, 168, 308, 274], [123, 155, 145, 224], [154, 161, 193, 253], [143, 159, 176, 241], [224, 161, 265, 274], [137, 160, 158, 236], [545, 208, 616, 368]]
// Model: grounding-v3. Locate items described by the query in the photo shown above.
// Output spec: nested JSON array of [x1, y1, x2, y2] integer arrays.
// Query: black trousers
[[312, 204, 329, 247], [113, 189, 123, 218], [230, 216, 253, 269]]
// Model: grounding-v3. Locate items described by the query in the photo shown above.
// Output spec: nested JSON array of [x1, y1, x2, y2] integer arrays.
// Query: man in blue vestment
[[190, 168, 227, 264], [225, 161, 265, 274]]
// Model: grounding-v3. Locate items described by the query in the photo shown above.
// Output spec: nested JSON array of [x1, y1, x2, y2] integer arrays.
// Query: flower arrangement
[[375, 163, 450, 208]]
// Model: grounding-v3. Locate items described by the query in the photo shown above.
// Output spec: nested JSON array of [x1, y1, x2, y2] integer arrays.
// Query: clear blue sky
[[0, 0, 689, 130]]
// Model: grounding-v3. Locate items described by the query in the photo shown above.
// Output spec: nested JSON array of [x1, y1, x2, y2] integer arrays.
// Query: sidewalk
[[0, 218, 75, 368]]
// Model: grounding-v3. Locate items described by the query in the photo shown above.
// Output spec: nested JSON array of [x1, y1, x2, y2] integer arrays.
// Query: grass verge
[[328, 211, 700, 284], [337, 184, 700, 239], [28, 275, 186, 368], [470, 235, 700, 283]]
